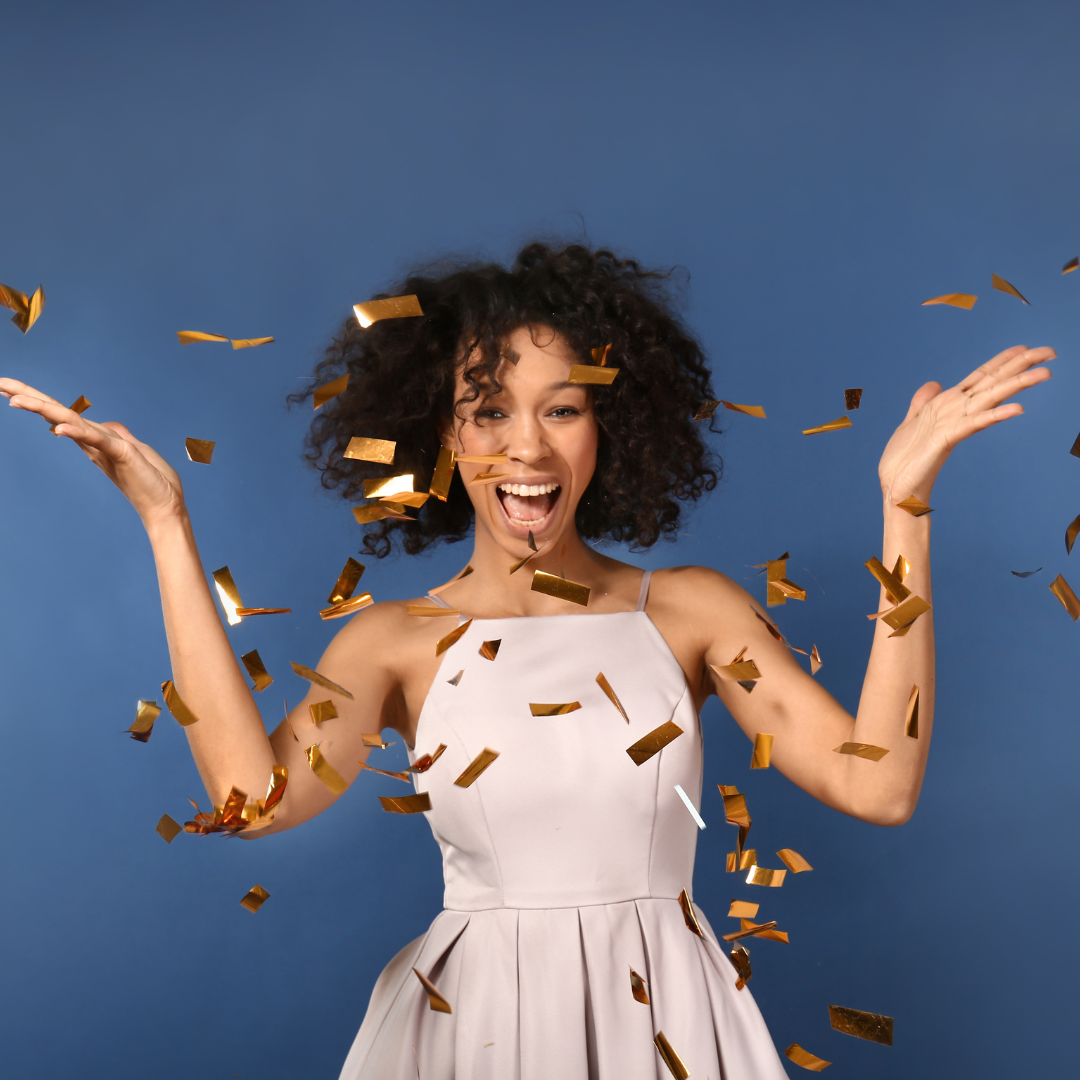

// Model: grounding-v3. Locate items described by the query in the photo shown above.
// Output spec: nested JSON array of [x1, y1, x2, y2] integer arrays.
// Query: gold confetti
[[478, 639, 501, 660], [309, 700, 338, 724], [530, 702, 582, 716], [591, 344, 612, 366], [722, 791, 751, 828], [626, 720, 684, 764], [722, 920, 779, 943], [435, 619, 473, 656], [896, 495, 933, 516], [320, 593, 374, 619], [653, 1032, 689, 1080], [740, 918, 789, 943], [467, 470, 509, 487], [596, 672, 629, 721], [893, 554, 911, 582], [409, 744, 447, 772], [263, 765, 288, 815], [289, 662, 354, 699], [234, 606, 292, 617], [509, 548, 540, 575], [1067, 514, 1080, 556], [353, 502, 412, 525], [353, 293, 424, 327], [728, 849, 757, 870], [176, 330, 228, 344], [1071, 431, 1080, 458], [184, 438, 215, 464], [240, 650, 273, 692], [921, 293, 977, 309], [379, 792, 432, 813], [881, 595, 932, 634], [364, 473, 414, 499], [362, 732, 394, 748], [721, 400, 766, 418], [678, 889, 703, 936], [752, 551, 806, 608], [729, 944, 752, 989], [407, 604, 460, 617], [1064, 257, 1079, 275], [752, 607, 786, 643], [630, 968, 650, 1004], [411, 966, 452, 1013], [833, 742, 890, 761], [305, 744, 349, 795], [810, 644, 822, 675], [327, 557, 365, 604], [230, 337, 274, 349], [240, 884, 270, 913], [156, 814, 182, 843], [314, 373, 349, 409], [532, 570, 590, 607], [751, 733, 774, 770], [454, 747, 499, 787], [865, 557, 910, 605], [0, 282, 45, 332], [829, 1005, 894, 1045], [992, 272, 1029, 304], [844, 388, 863, 410], [802, 415, 853, 435], [693, 400, 720, 420], [717, 783, 739, 796], [785, 1043, 831, 1071], [712, 657, 763, 683], [161, 679, 199, 727], [344, 436, 396, 464], [455, 453, 509, 464], [357, 761, 411, 782], [746, 865, 787, 887], [1049, 573, 1080, 620], [728, 899, 759, 919], [211, 566, 243, 625], [567, 364, 619, 385], [49, 394, 92, 434], [905, 684, 920, 738], [127, 699, 161, 742], [447, 670, 463, 686], [429, 445, 456, 500], [430, 564, 473, 595], [777, 848, 813, 873]]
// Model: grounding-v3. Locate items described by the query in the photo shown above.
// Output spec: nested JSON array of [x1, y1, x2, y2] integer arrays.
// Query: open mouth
[[496, 481, 561, 531]]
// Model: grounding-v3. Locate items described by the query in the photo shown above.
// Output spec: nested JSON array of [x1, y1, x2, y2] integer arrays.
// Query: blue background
[[1, 1, 1077, 1076]]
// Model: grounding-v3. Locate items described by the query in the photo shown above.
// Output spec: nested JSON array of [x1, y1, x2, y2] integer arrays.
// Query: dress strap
[[635, 570, 652, 612], [425, 591, 454, 609]]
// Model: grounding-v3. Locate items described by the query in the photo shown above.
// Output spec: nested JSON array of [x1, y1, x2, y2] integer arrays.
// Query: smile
[[496, 481, 562, 530]]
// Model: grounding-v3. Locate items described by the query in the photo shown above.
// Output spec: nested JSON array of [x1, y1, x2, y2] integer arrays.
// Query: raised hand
[[1, 378, 186, 526], [877, 345, 1054, 504]]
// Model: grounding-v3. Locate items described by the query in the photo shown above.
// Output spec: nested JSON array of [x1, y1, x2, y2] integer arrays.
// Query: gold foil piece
[[746, 865, 787, 887], [531, 570, 590, 607], [596, 672, 629, 721], [740, 918, 789, 943], [240, 884, 270, 913], [305, 744, 350, 795], [161, 679, 199, 726], [409, 743, 447, 773], [865, 557, 911, 605], [353, 504, 395, 524], [721, 400, 767, 418], [567, 364, 619, 385], [1067, 514, 1080, 556], [468, 470, 508, 486], [905, 684, 920, 738], [211, 566, 243, 625], [435, 619, 473, 656], [751, 733, 774, 770], [992, 272, 1030, 304], [810, 644, 822, 675], [328, 557, 365, 603], [653, 1032, 689, 1080], [176, 330, 228, 344], [408, 605, 460, 617], [693, 400, 720, 421], [844, 388, 863, 410], [411, 966, 452, 1013], [752, 607, 785, 643], [454, 747, 499, 787], [785, 1044, 832, 1071], [156, 814, 182, 843], [290, 662, 354, 699], [455, 453, 508, 464], [344, 436, 396, 463], [1049, 573, 1080, 619], [0, 282, 45, 332], [309, 700, 338, 724], [263, 765, 288, 814], [379, 792, 432, 813], [362, 732, 394, 748], [530, 702, 582, 715], [626, 720, 684, 764], [713, 659, 762, 686], [729, 945, 752, 990], [777, 848, 813, 873], [722, 792, 751, 828], [896, 495, 933, 516], [829, 1005, 894, 1045], [241, 650, 274, 692], [754, 551, 805, 607], [591, 344, 612, 366], [630, 968, 650, 1004], [722, 920, 779, 942], [353, 294, 424, 327], [234, 606, 291, 617], [230, 337, 273, 349], [429, 445, 456, 500], [893, 555, 911, 582], [478, 639, 501, 660], [882, 594, 931, 633], [717, 784, 739, 795], [1070, 430, 1080, 458], [678, 889, 703, 936], [509, 549, 539, 575], [320, 593, 374, 619], [447, 670, 463, 686], [364, 473, 414, 499], [127, 699, 161, 742], [833, 741, 890, 761], [802, 415, 853, 435], [1064, 257, 1079, 274], [184, 438, 215, 464], [921, 293, 977, 309], [314, 373, 349, 409], [357, 761, 411, 782], [49, 394, 93, 433]]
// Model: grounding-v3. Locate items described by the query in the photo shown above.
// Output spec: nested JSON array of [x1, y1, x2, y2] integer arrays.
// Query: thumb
[[904, 381, 942, 422]]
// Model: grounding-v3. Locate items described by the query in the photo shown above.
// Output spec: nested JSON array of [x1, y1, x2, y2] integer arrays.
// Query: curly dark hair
[[290, 241, 722, 558]]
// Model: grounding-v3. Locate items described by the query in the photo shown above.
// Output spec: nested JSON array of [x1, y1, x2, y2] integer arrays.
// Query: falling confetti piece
[[1010, 568, 1042, 578], [364, 473, 415, 499], [362, 732, 394, 748], [309, 700, 338, 724], [161, 679, 199, 727], [844, 388, 863, 410], [455, 453, 509, 464], [353, 294, 424, 327], [567, 364, 619, 385], [992, 273, 1029, 304], [211, 566, 243, 625], [591, 344, 612, 366], [1064, 257, 1079, 275], [1071, 432, 1080, 459], [1049, 573, 1080, 620], [447, 670, 463, 686], [531, 570, 590, 606], [905, 684, 920, 738], [678, 889, 703, 936], [712, 657, 763, 684], [530, 701, 582, 716], [454, 748, 499, 787], [127, 699, 161, 742], [184, 438, 215, 464], [408, 744, 447, 773], [881, 595, 932, 635], [411, 966, 452, 1013], [722, 920, 779, 942], [740, 918, 789, 943], [721, 400, 767, 418], [328, 557, 365, 604], [746, 865, 787, 887], [176, 330, 229, 344], [722, 791, 751, 828], [49, 395, 92, 434], [626, 720, 684, 764], [0, 282, 45, 332], [729, 944, 752, 989], [777, 848, 813, 873], [468, 471, 509, 486], [408, 605, 461, 617], [320, 593, 374, 620], [156, 814, 182, 843], [654, 1032, 689, 1080], [356, 761, 411, 782], [785, 1044, 831, 1071], [750, 733, 774, 770], [305, 744, 350, 795], [379, 792, 432, 814], [1067, 514, 1080, 555], [865, 557, 910, 605], [810, 644, 822, 675], [728, 899, 759, 919], [753, 551, 806, 607], [674, 784, 706, 829], [921, 293, 976, 310], [240, 884, 270, 912], [290, 662, 354, 699], [596, 672, 629, 721], [230, 337, 274, 349], [240, 650, 273, 692], [314, 373, 349, 409], [630, 968, 650, 1004], [833, 742, 890, 761], [692, 400, 720, 420], [896, 495, 933, 516], [435, 619, 473, 656], [802, 415, 853, 435], [829, 1005, 894, 1045], [234, 606, 292, 617], [478, 639, 501, 661], [344, 436, 396, 464], [429, 445, 456, 500]]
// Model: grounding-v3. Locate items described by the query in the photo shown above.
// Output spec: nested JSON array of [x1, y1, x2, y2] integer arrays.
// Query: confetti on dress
[[630, 968, 650, 1004], [596, 672, 629, 721], [626, 721, 684, 764], [454, 748, 499, 788], [411, 966, 452, 1013], [530, 702, 582, 716], [653, 1032, 689, 1079]]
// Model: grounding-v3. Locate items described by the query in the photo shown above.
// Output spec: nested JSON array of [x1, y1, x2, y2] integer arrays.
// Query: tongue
[[502, 490, 555, 523]]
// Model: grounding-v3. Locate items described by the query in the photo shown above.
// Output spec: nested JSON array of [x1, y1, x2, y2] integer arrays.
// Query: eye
[[549, 406, 581, 418], [474, 407, 507, 420]]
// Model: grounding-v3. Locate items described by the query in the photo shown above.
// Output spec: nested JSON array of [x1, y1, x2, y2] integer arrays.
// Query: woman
[[0, 243, 1052, 1079]]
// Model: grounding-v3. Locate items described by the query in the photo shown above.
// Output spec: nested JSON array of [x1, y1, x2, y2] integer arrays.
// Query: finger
[[54, 420, 135, 464], [968, 364, 1052, 411], [956, 346, 1029, 392], [1, 380, 63, 406], [964, 346, 1056, 396], [904, 382, 942, 421], [99, 421, 176, 475], [949, 402, 1025, 444]]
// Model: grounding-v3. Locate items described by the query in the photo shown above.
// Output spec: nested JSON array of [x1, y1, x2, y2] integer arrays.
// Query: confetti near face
[[992, 272, 1030, 304], [1064, 257, 1079, 274], [156, 814, 182, 843], [678, 889, 703, 936], [844, 388, 863, 410], [161, 680, 200, 726], [1049, 573, 1080, 620], [785, 1043, 832, 1071], [896, 495, 933, 516], [567, 364, 619, 385], [629, 968, 650, 1004], [176, 330, 229, 344], [379, 792, 432, 814], [435, 619, 473, 656], [776, 848, 813, 873], [239, 884, 270, 913], [184, 438, 215, 464], [921, 293, 977, 309], [313, 372, 349, 409], [428, 445, 456, 501], [802, 415, 853, 435], [454, 747, 499, 787], [596, 672, 629, 721], [344, 436, 396, 464], [591, 344, 612, 366], [230, 337, 274, 349], [721, 400, 766, 418], [364, 473, 414, 499], [411, 967, 452, 1013], [289, 661, 354, 699], [531, 570, 590, 607], [905, 684, 920, 738], [833, 741, 890, 761], [529, 701, 582, 716], [626, 720, 684, 764], [127, 699, 161, 742], [305, 744, 350, 795], [0, 282, 46, 332], [653, 1031, 689, 1080], [829, 1004, 894, 1045], [692, 400, 720, 421], [750, 733, 774, 770], [240, 650, 273, 692], [353, 293, 424, 327], [320, 593, 374, 619], [746, 865, 787, 887]]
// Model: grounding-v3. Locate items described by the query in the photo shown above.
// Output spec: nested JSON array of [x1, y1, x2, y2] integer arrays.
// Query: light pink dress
[[340, 571, 788, 1079]]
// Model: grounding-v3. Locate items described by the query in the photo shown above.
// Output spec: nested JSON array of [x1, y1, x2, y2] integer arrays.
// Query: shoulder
[[650, 564, 749, 605], [318, 596, 452, 664]]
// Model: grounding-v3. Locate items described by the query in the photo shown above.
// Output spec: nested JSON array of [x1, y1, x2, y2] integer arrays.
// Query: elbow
[[858, 799, 916, 828]]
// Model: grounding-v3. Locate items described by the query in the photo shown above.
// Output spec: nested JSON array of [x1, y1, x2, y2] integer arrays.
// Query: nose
[[505, 412, 551, 466]]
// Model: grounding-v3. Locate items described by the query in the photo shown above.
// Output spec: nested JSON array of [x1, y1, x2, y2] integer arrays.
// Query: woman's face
[[447, 325, 599, 553]]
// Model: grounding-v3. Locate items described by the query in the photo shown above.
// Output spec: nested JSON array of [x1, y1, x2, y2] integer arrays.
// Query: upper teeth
[[499, 482, 559, 496]]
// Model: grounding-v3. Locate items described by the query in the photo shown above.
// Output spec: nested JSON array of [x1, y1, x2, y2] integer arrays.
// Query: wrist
[[143, 506, 193, 545]]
